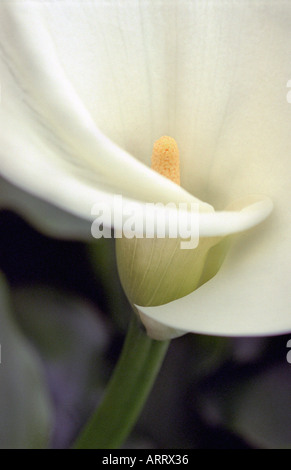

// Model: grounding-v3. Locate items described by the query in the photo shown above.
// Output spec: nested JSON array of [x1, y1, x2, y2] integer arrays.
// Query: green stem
[[73, 314, 169, 449]]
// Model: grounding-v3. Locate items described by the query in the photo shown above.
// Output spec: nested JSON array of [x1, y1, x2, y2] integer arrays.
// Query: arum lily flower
[[0, 1, 290, 339]]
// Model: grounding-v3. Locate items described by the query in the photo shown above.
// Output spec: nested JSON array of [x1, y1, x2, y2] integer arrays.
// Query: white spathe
[[0, 1, 290, 336]]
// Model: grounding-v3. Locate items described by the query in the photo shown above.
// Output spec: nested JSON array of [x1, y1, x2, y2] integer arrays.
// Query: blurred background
[[0, 208, 290, 449]]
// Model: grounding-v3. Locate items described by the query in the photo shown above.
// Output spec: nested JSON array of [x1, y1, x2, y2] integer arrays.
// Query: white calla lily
[[0, 1, 290, 337]]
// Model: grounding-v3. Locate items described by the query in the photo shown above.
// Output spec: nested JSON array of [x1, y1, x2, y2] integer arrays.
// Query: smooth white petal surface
[[0, 1, 290, 335], [0, 1, 274, 233], [1, 2, 274, 239], [2, 0, 286, 206], [0, 0, 200, 212], [137, 215, 291, 336]]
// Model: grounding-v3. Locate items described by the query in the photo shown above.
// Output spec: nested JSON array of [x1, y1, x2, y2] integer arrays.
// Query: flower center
[[151, 136, 180, 185]]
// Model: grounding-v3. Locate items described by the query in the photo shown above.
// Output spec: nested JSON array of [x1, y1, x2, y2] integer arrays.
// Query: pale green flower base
[[73, 314, 169, 449]]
